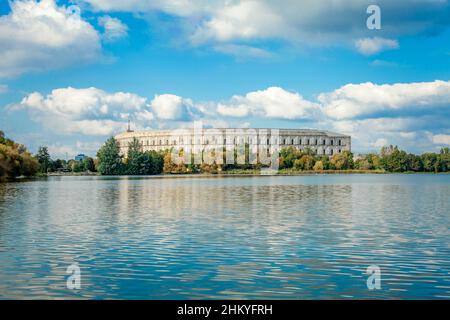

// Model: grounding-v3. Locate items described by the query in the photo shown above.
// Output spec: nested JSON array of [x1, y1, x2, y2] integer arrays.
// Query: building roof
[[115, 128, 350, 138]]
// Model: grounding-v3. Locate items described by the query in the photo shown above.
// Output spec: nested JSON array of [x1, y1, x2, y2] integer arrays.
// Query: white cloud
[[432, 134, 450, 145], [319, 80, 450, 120], [190, 1, 287, 44], [217, 87, 320, 120], [0, 0, 101, 77], [150, 94, 194, 120], [79, 0, 450, 56], [98, 15, 128, 42], [19, 87, 149, 135], [355, 37, 399, 55], [12, 80, 450, 153], [81, 0, 217, 17], [48, 140, 102, 158], [373, 138, 389, 148]]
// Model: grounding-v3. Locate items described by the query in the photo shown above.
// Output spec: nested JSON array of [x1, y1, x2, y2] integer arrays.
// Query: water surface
[[0, 174, 449, 299]]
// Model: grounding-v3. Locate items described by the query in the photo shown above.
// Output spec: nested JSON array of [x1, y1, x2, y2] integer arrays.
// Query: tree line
[[278, 145, 450, 173], [96, 137, 164, 175], [1, 130, 450, 181], [35, 146, 96, 174], [0, 131, 38, 181]]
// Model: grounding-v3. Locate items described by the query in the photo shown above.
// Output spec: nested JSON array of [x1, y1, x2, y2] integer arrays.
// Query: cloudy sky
[[1, 0, 450, 158]]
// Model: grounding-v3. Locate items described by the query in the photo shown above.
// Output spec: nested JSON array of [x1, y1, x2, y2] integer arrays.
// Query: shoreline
[[35, 170, 450, 178]]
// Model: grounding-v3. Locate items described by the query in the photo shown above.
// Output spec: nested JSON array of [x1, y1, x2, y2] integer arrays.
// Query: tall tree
[[97, 137, 123, 175], [126, 138, 143, 175], [36, 146, 51, 173]]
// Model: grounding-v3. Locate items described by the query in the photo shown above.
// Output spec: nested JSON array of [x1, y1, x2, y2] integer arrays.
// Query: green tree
[[36, 146, 51, 173], [406, 154, 423, 172], [97, 137, 123, 175], [319, 155, 331, 170], [140, 151, 164, 175], [439, 147, 450, 172], [126, 138, 144, 175], [380, 146, 408, 172], [71, 161, 82, 173], [279, 147, 302, 169], [421, 153, 439, 172], [82, 157, 96, 172]]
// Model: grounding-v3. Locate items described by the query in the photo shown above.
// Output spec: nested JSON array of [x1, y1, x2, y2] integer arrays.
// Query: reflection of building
[[74, 154, 87, 162], [115, 128, 351, 157]]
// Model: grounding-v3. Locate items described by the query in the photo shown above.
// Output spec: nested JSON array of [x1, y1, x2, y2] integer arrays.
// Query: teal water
[[0, 174, 449, 299]]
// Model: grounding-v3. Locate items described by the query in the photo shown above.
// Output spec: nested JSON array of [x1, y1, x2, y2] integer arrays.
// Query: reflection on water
[[0, 174, 449, 299]]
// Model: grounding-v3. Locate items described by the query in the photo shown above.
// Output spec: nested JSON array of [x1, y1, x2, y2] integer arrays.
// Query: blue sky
[[1, 0, 450, 158]]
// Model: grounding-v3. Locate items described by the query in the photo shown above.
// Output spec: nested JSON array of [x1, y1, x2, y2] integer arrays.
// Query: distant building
[[75, 154, 87, 162], [115, 128, 351, 160]]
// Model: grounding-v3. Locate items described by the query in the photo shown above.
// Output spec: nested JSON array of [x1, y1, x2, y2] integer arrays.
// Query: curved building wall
[[115, 128, 351, 158]]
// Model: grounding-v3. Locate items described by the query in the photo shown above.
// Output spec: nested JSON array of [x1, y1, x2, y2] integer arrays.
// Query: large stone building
[[115, 128, 351, 158]]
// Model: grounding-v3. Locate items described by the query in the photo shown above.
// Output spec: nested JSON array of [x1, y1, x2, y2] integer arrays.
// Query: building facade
[[115, 128, 351, 158]]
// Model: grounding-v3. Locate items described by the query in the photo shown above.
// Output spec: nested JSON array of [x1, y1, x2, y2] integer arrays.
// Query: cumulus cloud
[[79, 0, 450, 55], [217, 87, 320, 120], [432, 134, 450, 146], [355, 37, 399, 55], [48, 140, 103, 158], [150, 94, 195, 121], [18, 87, 149, 135], [0, 0, 101, 77], [11, 79, 450, 153], [98, 15, 128, 42], [319, 80, 450, 120], [373, 138, 389, 148]]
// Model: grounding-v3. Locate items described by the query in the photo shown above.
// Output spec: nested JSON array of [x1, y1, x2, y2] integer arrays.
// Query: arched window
[[323, 139, 326, 145], [331, 140, 334, 145], [338, 140, 341, 146], [330, 149, 334, 155], [307, 139, 310, 145]]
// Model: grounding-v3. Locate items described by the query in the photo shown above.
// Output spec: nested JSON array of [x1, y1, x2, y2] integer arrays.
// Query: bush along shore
[[1, 132, 449, 181]]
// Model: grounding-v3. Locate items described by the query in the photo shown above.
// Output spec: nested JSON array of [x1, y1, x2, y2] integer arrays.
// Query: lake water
[[0, 174, 449, 299]]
